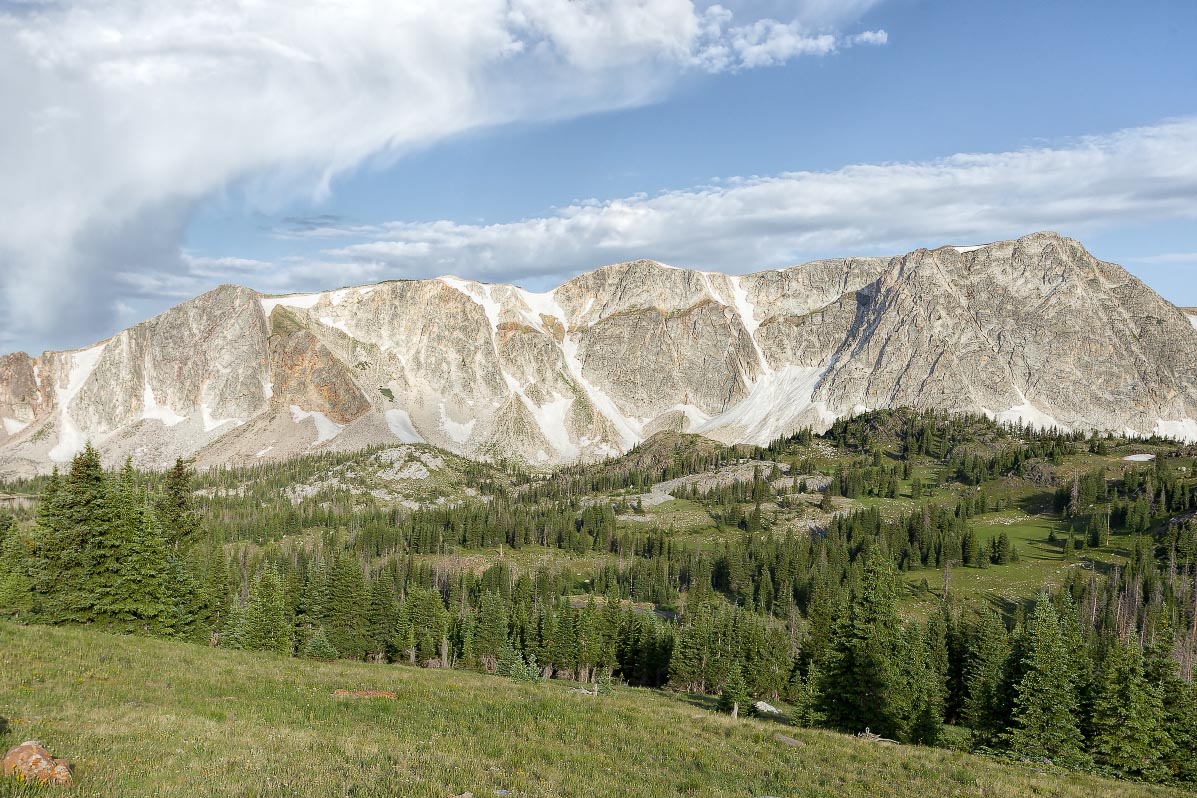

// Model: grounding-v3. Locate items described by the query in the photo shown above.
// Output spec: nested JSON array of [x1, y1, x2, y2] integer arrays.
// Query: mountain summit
[[1, 232, 1194, 474]]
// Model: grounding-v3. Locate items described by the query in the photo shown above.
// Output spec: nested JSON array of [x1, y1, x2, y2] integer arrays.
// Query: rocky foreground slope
[[0, 231, 1194, 475]]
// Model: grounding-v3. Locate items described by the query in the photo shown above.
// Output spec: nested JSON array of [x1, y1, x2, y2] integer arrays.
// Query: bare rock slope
[[1, 232, 1194, 475]]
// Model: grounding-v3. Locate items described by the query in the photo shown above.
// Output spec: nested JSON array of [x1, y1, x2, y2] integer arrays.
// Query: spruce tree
[[157, 458, 200, 549], [235, 564, 292, 656], [302, 626, 340, 661], [717, 660, 749, 716], [319, 550, 370, 659], [1006, 594, 1086, 766], [110, 499, 171, 631], [0, 522, 33, 616], [1088, 641, 1172, 782], [963, 608, 1011, 747], [38, 443, 108, 622], [817, 557, 907, 738], [474, 592, 508, 672], [902, 623, 945, 744]]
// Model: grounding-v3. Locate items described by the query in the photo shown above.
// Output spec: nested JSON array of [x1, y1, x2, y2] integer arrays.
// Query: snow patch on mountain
[[441, 277, 501, 334], [261, 293, 323, 315], [319, 316, 353, 337], [527, 394, 578, 459], [728, 275, 770, 375], [201, 404, 243, 432], [669, 403, 711, 430], [289, 404, 343, 445], [439, 400, 476, 444], [516, 288, 566, 332], [2, 418, 29, 436], [560, 333, 641, 448], [48, 343, 107, 462], [1187, 313, 1197, 330], [995, 387, 1067, 432], [141, 380, 187, 427], [1154, 418, 1197, 442], [385, 408, 425, 444], [699, 364, 830, 445]]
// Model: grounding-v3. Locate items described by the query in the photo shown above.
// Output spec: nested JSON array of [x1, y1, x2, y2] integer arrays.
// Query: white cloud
[[1130, 252, 1197, 265], [214, 118, 1197, 288], [846, 29, 887, 46], [0, 0, 883, 353]]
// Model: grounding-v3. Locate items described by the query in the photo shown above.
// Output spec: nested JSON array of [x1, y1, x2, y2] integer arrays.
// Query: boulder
[[2, 740, 73, 786]]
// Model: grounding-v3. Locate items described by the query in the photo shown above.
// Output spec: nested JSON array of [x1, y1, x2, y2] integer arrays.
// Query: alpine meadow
[[3, 0, 1197, 795]]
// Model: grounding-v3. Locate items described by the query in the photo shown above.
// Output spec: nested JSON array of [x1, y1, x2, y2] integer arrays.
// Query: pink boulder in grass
[[2, 741, 74, 786]]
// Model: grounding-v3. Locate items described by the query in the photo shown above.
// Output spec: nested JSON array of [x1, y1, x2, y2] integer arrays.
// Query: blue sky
[[2, 0, 1196, 353]]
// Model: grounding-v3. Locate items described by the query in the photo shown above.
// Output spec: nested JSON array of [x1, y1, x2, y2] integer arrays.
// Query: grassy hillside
[[0, 623, 1187, 798]]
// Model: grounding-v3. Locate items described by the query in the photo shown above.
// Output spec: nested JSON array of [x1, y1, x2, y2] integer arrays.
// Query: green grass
[[899, 509, 1137, 616], [0, 623, 1188, 798]]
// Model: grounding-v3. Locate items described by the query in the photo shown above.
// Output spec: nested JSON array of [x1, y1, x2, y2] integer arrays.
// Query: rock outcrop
[[0, 232, 1194, 474]]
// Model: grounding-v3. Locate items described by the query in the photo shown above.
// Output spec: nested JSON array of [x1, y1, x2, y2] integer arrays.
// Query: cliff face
[[1, 232, 1194, 474]]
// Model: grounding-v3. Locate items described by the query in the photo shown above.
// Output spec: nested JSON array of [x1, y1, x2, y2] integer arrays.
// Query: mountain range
[[1, 231, 1195, 475]]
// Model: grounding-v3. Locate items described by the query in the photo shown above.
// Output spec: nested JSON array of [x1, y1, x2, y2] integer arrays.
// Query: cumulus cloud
[[195, 117, 1197, 290], [0, 0, 882, 353]]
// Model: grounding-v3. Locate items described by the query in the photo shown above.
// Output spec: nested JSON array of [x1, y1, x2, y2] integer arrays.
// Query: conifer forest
[[2, 409, 1196, 788]]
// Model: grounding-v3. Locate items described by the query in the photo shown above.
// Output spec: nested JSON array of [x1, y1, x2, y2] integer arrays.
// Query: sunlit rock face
[[1, 232, 1195, 475]]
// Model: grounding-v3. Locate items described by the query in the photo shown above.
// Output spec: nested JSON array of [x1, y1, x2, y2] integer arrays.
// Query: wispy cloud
[[188, 118, 1197, 291], [0, 0, 885, 353], [1129, 252, 1197, 265]]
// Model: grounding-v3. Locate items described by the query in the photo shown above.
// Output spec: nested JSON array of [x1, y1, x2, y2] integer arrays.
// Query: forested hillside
[[2, 409, 1196, 786]]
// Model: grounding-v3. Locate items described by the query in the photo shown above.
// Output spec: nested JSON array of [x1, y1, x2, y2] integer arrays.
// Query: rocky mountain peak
[[0, 232, 1193, 475]]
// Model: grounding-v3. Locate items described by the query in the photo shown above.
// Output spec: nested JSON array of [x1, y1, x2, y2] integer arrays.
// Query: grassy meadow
[[0, 622, 1189, 798]]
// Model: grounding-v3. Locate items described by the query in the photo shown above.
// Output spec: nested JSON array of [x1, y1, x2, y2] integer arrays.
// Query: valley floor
[[0, 623, 1187, 798]]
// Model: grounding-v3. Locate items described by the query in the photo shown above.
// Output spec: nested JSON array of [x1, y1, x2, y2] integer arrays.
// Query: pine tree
[[963, 608, 1010, 747], [788, 664, 824, 727], [365, 569, 399, 661], [717, 660, 749, 716], [395, 587, 448, 665], [157, 458, 200, 549], [817, 557, 907, 738], [302, 626, 340, 661], [111, 499, 172, 631], [904, 624, 945, 745], [319, 550, 370, 659], [474, 592, 508, 672], [38, 443, 108, 622], [1088, 641, 1172, 782], [234, 564, 292, 656], [0, 520, 34, 616], [1006, 594, 1086, 766]]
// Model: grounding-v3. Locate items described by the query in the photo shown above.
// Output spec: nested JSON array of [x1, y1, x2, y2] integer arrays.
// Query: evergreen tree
[[1006, 594, 1086, 766], [904, 624, 945, 745], [0, 520, 34, 616], [233, 564, 292, 656], [302, 626, 340, 661], [37, 443, 108, 621], [1088, 641, 1172, 782], [817, 557, 908, 738], [474, 592, 508, 672], [963, 608, 1011, 747], [319, 550, 370, 659], [157, 458, 200, 549], [110, 499, 172, 631], [717, 660, 749, 716]]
